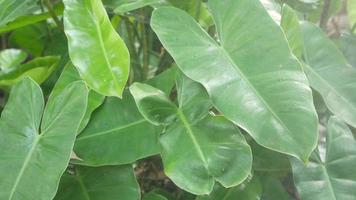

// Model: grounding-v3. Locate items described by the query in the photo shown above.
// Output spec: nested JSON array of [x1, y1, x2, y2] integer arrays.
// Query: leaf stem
[[319, 0, 331, 30], [42, 0, 63, 31]]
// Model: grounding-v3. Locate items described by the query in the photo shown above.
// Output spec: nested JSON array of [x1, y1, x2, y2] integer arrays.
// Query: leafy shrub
[[0, 0, 355, 199]]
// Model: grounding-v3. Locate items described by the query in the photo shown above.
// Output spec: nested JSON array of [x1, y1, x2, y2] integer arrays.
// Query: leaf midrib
[[76, 119, 146, 141], [321, 165, 337, 200], [8, 134, 41, 200], [216, 45, 296, 147], [87, 3, 121, 94], [176, 109, 208, 167]]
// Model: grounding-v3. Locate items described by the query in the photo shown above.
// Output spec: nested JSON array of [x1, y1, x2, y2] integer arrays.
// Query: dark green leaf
[[55, 165, 140, 200], [0, 78, 88, 200], [74, 91, 161, 166]]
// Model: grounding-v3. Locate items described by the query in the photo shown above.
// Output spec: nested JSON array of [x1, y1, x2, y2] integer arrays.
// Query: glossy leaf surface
[[55, 165, 140, 200], [291, 116, 356, 200], [301, 22, 356, 128], [0, 49, 27, 70], [0, 0, 38, 27], [131, 81, 252, 195], [74, 91, 160, 166], [51, 63, 105, 133], [63, 0, 130, 97], [0, 78, 88, 200], [281, 4, 303, 58], [151, 0, 318, 161], [0, 56, 59, 86]]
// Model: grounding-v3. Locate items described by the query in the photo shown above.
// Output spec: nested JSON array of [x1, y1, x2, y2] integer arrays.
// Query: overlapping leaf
[[151, 0, 318, 161], [130, 74, 252, 195], [74, 90, 161, 166], [55, 165, 140, 200], [300, 22, 356, 128], [291, 117, 356, 199], [0, 56, 59, 86], [0, 78, 88, 200], [0, 0, 38, 27], [63, 0, 130, 97]]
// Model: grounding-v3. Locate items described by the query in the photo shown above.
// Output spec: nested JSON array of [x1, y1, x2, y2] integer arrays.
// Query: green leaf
[[130, 82, 177, 125], [146, 66, 178, 95], [151, 0, 318, 161], [0, 3, 64, 35], [300, 22, 356, 128], [348, 0, 356, 25], [51, 63, 105, 133], [0, 0, 38, 27], [281, 4, 303, 59], [336, 34, 356, 68], [291, 116, 356, 200], [196, 176, 262, 200], [0, 78, 88, 200], [143, 192, 168, 200], [113, 0, 167, 14], [260, 175, 293, 200], [0, 49, 27, 70], [55, 165, 140, 200], [63, 0, 130, 97], [9, 23, 47, 57], [0, 56, 60, 86], [74, 91, 161, 166], [130, 82, 252, 195]]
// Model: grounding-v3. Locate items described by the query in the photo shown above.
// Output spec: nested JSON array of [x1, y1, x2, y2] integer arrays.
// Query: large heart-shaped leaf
[[54, 165, 140, 200], [130, 75, 252, 195], [151, 0, 318, 161], [0, 0, 38, 27], [74, 91, 161, 166], [291, 116, 356, 199], [63, 0, 130, 97], [0, 78, 88, 200], [300, 22, 356, 128], [51, 63, 105, 133]]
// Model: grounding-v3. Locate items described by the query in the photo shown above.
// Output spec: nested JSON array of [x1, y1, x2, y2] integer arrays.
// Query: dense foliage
[[0, 0, 355, 199]]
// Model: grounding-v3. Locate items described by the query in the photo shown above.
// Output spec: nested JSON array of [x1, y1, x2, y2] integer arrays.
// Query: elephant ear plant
[[0, 0, 355, 199]]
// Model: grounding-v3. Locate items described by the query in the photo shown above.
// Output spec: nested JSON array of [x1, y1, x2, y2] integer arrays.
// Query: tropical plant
[[0, 0, 355, 199]]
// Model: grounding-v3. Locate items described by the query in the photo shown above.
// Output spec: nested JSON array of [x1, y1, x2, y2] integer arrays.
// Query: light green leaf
[[348, 0, 356, 25], [51, 63, 105, 133], [0, 3, 64, 35], [196, 176, 261, 200], [63, 0, 130, 97], [336, 33, 356, 68], [0, 78, 88, 200], [74, 91, 161, 166], [130, 82, 177, 125], [0, 0, 38, 27], [281, 4, 303, 59], [300, 22, 356, 128], [55, 165, 140, 200], [0, 56, 60, 86], [291, 116, 356, 200], [130, 82, 252, 195], [0, 49, 27, 70], [113, 0, 167, 14], [151, 0, 318, 161]]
